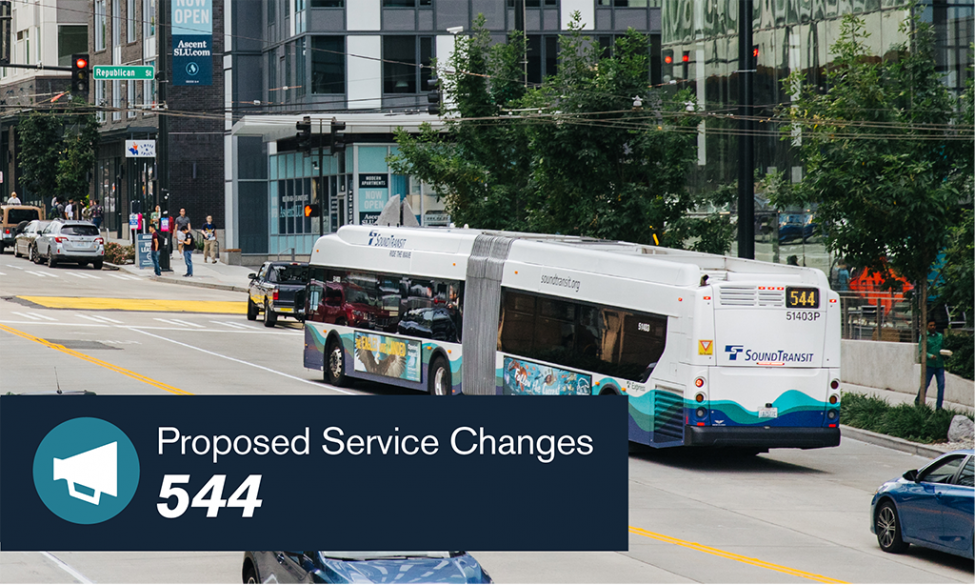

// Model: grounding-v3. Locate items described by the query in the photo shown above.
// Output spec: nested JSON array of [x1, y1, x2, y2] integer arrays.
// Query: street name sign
[[92, 66, 155, 81]]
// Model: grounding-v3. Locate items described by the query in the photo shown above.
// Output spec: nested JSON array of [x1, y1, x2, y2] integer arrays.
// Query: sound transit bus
[[303, 225, 841, 450]]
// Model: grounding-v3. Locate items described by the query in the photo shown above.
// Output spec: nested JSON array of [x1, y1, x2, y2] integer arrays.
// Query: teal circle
[[33, 418, 140, 525]]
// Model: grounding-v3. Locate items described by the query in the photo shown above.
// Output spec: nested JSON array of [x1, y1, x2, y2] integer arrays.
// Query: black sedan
[[870, 449, 974, 559]]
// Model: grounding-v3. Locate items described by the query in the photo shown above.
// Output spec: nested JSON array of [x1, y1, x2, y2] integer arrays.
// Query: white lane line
[[27, 312, 58, 321], [26, 270, 52, 278], [211, 320, 250, 330], [5, 263, 24, 270], [66, 272, 100, 280], [40, 551, 94, 584], [95, 314, 123, 324], [0, 320, 107, 328], [130, 328, 354, 394], [108, 273, 138, 281], [77, 314, 123, 325], [154, 318, 180, 326], [0, 271, 5, 276], [169, 319, 206, 328]]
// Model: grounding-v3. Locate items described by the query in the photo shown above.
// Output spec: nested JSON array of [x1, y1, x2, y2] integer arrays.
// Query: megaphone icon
[[52, 442, 118, 505]]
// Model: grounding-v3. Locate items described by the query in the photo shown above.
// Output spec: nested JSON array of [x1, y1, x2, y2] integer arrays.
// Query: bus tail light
[[694, 377, 705, 389], [830, 379, 840, 390], [695, 407, 707, 418], [828, 394, 839, 405], [695, 392, 706, 403]]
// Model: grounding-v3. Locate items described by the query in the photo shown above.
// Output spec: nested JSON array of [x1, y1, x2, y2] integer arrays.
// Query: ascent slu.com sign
[[172, 0, 212, 86]]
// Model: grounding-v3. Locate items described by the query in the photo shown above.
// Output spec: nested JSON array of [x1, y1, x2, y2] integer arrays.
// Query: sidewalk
[[104, 232, 254, 293]]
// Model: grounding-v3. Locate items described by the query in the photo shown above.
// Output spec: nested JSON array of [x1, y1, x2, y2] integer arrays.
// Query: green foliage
[[391, 14, 732, 251], [933, 208, 974, 328], [841, 391, 972, 443], [17, 99, 99, 202], [104, 242, 134, 265], [943, 333, 974, 380]]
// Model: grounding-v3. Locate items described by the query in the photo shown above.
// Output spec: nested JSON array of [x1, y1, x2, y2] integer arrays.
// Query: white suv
[[35, 220, 105, 269]]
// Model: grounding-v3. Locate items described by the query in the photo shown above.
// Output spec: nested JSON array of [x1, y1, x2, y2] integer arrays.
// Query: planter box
[[222, 248, 242, 266]]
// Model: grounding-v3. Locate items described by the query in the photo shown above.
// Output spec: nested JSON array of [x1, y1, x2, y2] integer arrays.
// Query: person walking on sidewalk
[[91, 200, 104, 230], [201, 215, 218, 263], [917, 319, 946, 410], [149, 224, 162, 276], [180, 225, 194, 277]]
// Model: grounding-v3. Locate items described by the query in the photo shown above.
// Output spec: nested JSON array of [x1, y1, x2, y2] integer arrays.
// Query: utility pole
[[514, 0, 527, 85], [737, 0, 755, 260], [317, 118, 325, 237], [157, 0, 172, 271]]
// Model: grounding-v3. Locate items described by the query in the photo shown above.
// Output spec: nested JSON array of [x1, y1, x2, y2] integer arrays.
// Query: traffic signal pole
[[737, 0, 755, 260], [157, 0, 172, 271], [318, 118, 324, 238]]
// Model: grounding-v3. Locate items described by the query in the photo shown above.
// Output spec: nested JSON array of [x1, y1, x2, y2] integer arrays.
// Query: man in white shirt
[[7, 192, 21, 204]]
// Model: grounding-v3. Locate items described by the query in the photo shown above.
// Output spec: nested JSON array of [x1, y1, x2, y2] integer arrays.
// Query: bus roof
[[310, 225, 828, 288]]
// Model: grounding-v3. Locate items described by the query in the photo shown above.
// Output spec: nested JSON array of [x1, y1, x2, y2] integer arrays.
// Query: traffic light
[[304, 203, 321, 218], [661, 49, 674, 82], [750, 45, 759, 70], [0, 1, 11, 67], [329, 118, 346, 154], [71, 54, 90, 96], [426, 77, 441, 115], [296, 115, 312, 155], [681, 51, 690, 79]]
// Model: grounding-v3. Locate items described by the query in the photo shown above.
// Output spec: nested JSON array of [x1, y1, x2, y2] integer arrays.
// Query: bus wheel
[[325, 338, 348, 387], [428, 356, 451, 396]]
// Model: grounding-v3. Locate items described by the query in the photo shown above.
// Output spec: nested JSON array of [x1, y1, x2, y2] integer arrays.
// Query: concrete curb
[[841, 425, 949, 459], [149, 276, 248, 294]]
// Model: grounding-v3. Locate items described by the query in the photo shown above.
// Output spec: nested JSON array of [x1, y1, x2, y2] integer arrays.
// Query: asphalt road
[[0, 257, 972, 584]]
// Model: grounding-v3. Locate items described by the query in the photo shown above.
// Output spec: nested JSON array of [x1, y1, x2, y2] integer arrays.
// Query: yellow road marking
[[18, 296, 245, 314], [628, 526, 848, 584], [0, 323, 192, 396]]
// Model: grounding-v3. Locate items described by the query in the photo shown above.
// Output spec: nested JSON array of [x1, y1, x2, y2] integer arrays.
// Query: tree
[[57, 102, 100, 202], [390, 14, 734, 252], [17, 99, 99, 205], [17, 111, 62, 200], [779, 12, 972, 402]]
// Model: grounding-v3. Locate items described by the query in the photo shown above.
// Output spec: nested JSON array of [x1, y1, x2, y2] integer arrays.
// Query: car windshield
[[7, 209, 39, 223], [268, 264, 309, 284], [61, 225, 99, 236], [318, 552, 459, 561]]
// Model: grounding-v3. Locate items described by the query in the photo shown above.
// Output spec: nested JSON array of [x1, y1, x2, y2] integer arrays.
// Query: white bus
[[304, 225, 841, 450]]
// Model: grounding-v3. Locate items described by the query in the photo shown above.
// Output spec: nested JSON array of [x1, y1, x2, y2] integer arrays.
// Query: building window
[[295, 0, 306, 33], [143, 60, 155, 107], [267, 50, 278, 102], [285, 43, 293, 102], [296, 37, 306, 99], [127, 0, 136, 42], [112, 0, 120, 47], [57, 26, 87, 67], [311, 0, 343, 6], [598, 0, 651, 6], [526, 35, 558, 84], [268, 0, 276, 25], [127, 80, 136, 118], [95, 81, 106, 122], [384, 0, 431, 6], [95, 0, 106, 51], [311, 36, 344, 94], [143, 0, 155, 39], [383, 36, 434, 94], [508, 0, 558, 6], [112, 81, 121, 121]]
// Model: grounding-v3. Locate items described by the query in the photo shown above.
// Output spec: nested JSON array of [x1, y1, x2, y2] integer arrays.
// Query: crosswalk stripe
[[12, 312, 41, 320], [27, 312, 58, 321], [5, 264, 24, 270], [95, 314, 123, 324], [169, 319, 206, 328], [210, 320, 250, 330], [108, 273, 138, 281], [153, 318, 180, 326], [26, 271, 50, 278]]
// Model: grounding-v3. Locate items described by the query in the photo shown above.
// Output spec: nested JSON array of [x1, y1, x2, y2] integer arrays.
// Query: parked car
[[1, 205, 44, 254], [34, 220, 105, 269], [870, 449, 973, 559], [242, 551, 492, 584], [247, 261, 310, 327], [13, 219, 51, 261]]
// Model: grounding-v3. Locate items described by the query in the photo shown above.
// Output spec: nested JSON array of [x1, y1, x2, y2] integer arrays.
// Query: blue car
[[242, 551, 492, 584], [870, 449, 974, 559]]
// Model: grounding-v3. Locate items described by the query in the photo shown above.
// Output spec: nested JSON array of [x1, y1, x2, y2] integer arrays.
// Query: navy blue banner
[[0, 396, 628, 551], [172, 35, 212, 85]]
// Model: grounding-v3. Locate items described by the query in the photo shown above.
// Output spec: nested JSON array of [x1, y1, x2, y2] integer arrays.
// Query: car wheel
[[263, 301, 277, 327], [79, 261, 89, 268], [428, 356, 452, 396], [242, 564, 258, 585], [13, 245, 20, 258], [30, 246, 39, 264], [875, 500, 909, 553], [47, 251, 57, 268], [325, 337, 349, 387], [246, 298, 258, 321], [93, 260, 103, 270]]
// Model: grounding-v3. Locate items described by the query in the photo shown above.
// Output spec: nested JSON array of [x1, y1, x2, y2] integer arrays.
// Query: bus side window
[[307, 284, 324, 322]]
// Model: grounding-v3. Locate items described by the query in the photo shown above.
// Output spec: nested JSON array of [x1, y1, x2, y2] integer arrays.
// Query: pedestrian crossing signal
[[304, 204, 321, 218]]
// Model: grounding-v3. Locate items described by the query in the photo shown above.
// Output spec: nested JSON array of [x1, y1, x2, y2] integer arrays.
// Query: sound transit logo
[[33, 418, 140, 525]]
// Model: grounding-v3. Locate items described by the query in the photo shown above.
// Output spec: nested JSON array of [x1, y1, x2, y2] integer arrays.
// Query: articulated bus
[[303, 225, 841, 450]]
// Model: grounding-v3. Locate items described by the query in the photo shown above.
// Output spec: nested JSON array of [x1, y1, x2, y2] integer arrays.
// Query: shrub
[[104, 242, 134, 265], [841, 391, 973, 444], [943, 333, 973, 380]]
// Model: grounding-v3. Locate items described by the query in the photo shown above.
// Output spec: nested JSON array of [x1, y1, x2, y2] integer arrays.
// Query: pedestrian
[[836, 260, 850, 292], [916, 319, 947, 410], [180, 225, 194, 277], [55, 198, 65, 219], [91, 200, 104, 230], [64, 199, 74, 220], [149, 224, 162, 276], [201, 215, 218, 263], [174, 208, 191, 254], [7, 191, 21, 204], [787, 255, 800, 266]]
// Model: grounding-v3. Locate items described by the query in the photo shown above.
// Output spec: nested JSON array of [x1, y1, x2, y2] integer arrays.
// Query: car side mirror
[[902, 469, 918, 482], [248, 273, 257, 280]]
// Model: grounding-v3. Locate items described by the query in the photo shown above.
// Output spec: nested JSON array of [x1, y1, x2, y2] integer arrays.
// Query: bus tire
[[428, 356, 451, 396], [599, 385, 619, 396], [325, 337, 349, 387]]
